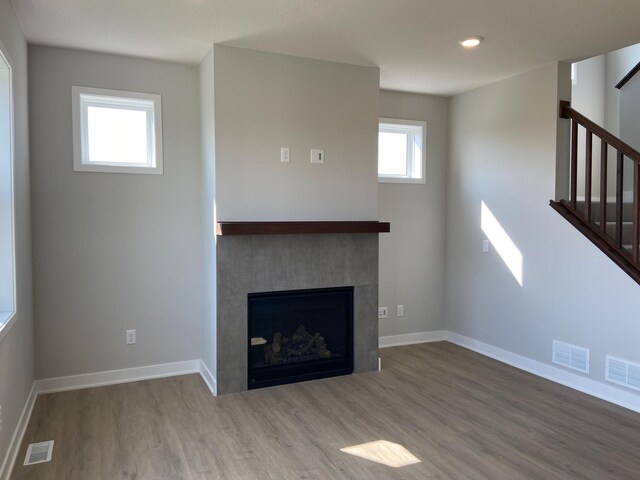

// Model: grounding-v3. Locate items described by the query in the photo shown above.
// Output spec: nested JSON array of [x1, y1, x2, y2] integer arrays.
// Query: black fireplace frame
[[247, 286, 354, 390]]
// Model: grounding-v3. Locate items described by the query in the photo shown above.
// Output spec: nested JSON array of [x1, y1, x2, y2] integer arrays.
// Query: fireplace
[[216, 227, 385, 395], [248, 286, 354, 389]]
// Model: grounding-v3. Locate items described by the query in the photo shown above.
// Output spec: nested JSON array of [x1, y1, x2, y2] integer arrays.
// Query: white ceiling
[[10, 0, 640, 96]]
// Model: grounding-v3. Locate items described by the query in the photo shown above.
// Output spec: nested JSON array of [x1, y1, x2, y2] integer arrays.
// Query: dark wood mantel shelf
[[216, 221, 390, 236]]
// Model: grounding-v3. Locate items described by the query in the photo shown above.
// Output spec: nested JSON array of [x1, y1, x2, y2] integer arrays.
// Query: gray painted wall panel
[[213, 45, 380, 222], [29, 46, 203, 379], [199, 47, 217, 382], [446, 63, 640, 393], [378, 90, 448, 337]]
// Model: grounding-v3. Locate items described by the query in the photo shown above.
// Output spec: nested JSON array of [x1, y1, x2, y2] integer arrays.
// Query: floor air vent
[[24, 440, 54, 466], [606, 356, 640, 392], [552, 340, 589, 373]]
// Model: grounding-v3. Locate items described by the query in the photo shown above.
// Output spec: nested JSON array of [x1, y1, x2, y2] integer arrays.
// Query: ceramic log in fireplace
[[248, 286, 354, 389]]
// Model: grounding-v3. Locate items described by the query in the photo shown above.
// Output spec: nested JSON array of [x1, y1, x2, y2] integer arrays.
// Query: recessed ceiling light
[[459, 35, 484, 48]]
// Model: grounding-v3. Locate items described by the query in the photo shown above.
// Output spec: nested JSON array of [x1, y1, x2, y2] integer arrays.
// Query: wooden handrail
[[615, 61, 640, 90], [560, 101, 640, 164], [554, 100, 640, 284]]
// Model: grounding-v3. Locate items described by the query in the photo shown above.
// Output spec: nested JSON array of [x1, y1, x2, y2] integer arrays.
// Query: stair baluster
[[600, 140, 607, 236], [551, 100, 640, 286], [585, 130, 593, 222], [616, 152, 624, 249], [570, 119, 578, 210], [633, 162, 640, 264]]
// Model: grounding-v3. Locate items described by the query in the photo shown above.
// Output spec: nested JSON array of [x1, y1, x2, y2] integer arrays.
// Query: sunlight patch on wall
[[340, 440, 421, 468], [481, 201, 524, 286]]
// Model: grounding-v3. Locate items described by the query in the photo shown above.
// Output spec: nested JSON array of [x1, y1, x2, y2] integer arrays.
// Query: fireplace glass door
[[248, 286, 354, 389]]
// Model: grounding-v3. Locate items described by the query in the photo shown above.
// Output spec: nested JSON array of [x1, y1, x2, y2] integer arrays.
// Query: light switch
[[310, 149, 324, 164]]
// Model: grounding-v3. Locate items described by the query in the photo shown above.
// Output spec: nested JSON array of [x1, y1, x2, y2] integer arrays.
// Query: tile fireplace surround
[[216, 222, 388, 395]]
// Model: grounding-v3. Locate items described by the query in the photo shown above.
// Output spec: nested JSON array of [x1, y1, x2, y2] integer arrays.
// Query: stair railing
[[551, 101, 640, 283]]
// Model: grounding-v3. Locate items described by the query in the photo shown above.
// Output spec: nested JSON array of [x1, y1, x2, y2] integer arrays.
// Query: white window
[[378, 118, 426, 183], [0, 47, 16, 341], [72, 86, 163, 174]]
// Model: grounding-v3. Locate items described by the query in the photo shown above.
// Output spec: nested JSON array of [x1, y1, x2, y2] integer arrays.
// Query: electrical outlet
[[397, 305, 404, 316], [126, 329, 136, 345], [280, 147, 290, 163], [378, 307, 388, 319], [482, 239, 490, 252]]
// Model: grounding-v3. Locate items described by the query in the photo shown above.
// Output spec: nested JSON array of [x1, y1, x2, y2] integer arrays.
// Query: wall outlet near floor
[[126, 329, 136, 345], [378, 307, 388, 319], [397, 305, 404, 317], [482, 239, 490, 252]]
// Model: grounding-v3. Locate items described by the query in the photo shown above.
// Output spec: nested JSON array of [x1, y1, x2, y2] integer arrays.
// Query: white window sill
[[378, 177, 426, 184], [0, 310, 17, 345]]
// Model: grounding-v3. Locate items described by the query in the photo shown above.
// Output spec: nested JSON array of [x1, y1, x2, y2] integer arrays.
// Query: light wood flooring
[[11, 342, 640, 479]]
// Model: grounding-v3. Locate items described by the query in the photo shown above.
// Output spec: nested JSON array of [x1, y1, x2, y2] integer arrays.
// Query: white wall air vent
[[24, 440, 54, 466], [552, 340, 590, 373], [606, 356, 640, 392]]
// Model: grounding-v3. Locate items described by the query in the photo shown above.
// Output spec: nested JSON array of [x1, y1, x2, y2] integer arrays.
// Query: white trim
[[0, 311, 16, 345], [0, 40, 17, 342], [0, 383, 36, 480], [378, 117, 426, 184], [446, 331, 640, 414], [379, 330, 447, 348], [199, 360, 218, 396], [34, 359, 200, 394], [71, 86, 163, 175]]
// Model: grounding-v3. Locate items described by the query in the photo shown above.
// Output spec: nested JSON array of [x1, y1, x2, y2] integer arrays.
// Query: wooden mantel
[[216, 221, 390, 236]]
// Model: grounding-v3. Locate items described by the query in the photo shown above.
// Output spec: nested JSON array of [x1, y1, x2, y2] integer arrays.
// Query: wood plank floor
[[11, 342, 640, 479]]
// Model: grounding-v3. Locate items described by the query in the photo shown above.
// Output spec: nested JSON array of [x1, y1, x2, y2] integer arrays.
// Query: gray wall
[[572, 55, 605, 125], [213, 45, 380, 221], [620, 74, 640, 152], [571, 56, 605, 197], [604, 43, 640, 137], [199, 47, 216, 380], [0, 0, 34, 471], [572, 45, 640, 198], [446, 63, 640, 390], [29, 46, 203, 379], [378, 90, 448, 337]]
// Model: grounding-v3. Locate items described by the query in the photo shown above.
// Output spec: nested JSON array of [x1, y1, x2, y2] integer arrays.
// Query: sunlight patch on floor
[[340, 440, 421, 468]]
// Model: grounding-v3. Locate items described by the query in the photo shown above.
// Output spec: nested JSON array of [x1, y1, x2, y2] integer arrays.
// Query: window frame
[[378, 117, 426, 184], [0, 41, 17, 344], [72, 86, 163, 174]]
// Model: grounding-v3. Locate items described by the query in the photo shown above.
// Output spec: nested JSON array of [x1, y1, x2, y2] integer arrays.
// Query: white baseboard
[[379, 330, 447, 348], [446, 331, 640, 414], [0, 383, 37, 480], [199, 360, 217, 396], [34, 359, 202, 394]]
